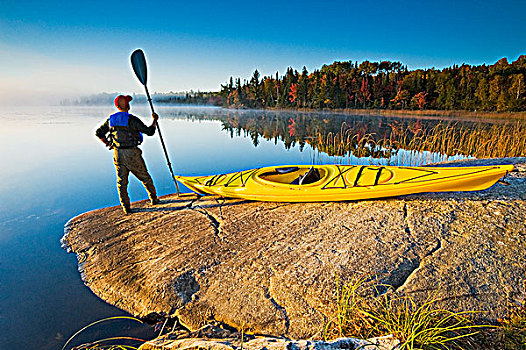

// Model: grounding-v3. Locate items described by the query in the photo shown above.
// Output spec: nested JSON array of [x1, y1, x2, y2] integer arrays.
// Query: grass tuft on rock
[[69, 340, 141, 350], [496, 283, 526, 350], [324, 275, 490, 350], [62, 316, 145, 350]]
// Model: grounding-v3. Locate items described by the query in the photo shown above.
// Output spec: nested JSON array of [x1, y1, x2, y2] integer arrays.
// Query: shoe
[[150, 197, 160, 205], [123, 206, 132, 214]]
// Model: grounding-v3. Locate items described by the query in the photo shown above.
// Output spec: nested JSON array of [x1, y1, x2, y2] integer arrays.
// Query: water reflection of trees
[[159, 108, 526, 161], [219, 112, 526, 160]]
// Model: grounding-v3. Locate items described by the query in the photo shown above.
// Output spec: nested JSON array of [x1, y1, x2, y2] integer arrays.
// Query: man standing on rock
[[96, 94, 160, 214]]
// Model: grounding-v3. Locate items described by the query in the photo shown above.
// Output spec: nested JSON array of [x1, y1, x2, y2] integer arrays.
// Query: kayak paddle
[[131, 49, 180, 196]]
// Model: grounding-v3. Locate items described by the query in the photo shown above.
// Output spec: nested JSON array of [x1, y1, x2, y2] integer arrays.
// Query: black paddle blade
[[131, 49, 148, 86]]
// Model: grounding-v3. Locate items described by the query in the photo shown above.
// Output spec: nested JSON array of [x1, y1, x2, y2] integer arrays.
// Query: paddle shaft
[[143, 85, 181, 196]]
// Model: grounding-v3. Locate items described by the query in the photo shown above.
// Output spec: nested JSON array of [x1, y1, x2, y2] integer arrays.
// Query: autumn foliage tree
[[289, 83, 298, 103], [411, 92, 428, 109]]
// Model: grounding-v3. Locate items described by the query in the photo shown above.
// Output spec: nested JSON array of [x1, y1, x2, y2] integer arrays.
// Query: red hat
[[114, 95, 133, 108]]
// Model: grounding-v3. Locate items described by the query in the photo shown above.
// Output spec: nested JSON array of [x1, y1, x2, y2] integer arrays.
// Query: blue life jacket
[[108, 112, 143, 148]]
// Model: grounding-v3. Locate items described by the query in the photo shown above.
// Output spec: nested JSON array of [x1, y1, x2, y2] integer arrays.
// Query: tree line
[[218, 56, 526, 112]]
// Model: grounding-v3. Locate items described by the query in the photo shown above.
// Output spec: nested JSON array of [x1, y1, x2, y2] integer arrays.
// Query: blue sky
[[1, 0, 525, 105]]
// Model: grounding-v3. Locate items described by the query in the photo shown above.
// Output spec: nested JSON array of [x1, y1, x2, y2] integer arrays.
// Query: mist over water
[[1, 105, 519, 349]]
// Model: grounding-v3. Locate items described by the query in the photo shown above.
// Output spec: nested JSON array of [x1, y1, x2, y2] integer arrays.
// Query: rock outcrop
[[62, 158, 526, 339]]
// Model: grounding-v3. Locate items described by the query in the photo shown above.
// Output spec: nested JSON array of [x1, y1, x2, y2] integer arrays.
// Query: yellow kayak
[[176, 164, 514, 202]]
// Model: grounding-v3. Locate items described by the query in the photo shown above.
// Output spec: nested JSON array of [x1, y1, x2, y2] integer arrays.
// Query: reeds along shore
[[312, 120, 526, 160], [219, 107, 526, 162]]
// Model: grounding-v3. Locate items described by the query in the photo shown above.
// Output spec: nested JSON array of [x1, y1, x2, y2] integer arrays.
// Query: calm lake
[[0, 106, 524, 349]]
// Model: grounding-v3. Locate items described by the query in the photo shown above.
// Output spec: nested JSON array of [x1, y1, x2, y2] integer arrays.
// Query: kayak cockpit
[[258, 166, 326, 186]]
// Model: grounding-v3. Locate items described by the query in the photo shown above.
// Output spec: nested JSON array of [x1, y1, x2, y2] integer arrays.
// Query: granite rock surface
[[62, 157, 526, 339]]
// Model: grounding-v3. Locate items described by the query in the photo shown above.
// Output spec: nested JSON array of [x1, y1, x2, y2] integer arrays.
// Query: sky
[[1, 0, 525, 105]]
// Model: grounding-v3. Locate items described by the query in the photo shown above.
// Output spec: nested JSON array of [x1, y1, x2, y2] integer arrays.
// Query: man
[[96, 94, 160, 214]]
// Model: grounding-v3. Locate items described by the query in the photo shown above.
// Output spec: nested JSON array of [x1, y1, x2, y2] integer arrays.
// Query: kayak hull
[[176, 164, 514, 202]]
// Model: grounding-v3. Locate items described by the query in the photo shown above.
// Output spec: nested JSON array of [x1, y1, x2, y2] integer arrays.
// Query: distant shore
[[262, 107, 526, 121]]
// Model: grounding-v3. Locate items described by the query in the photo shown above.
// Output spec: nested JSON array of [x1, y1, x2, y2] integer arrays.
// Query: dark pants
[[113, 148, 157, 209]]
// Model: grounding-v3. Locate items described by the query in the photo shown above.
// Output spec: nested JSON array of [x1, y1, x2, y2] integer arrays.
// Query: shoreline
[[260, 106, 526, 121]]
